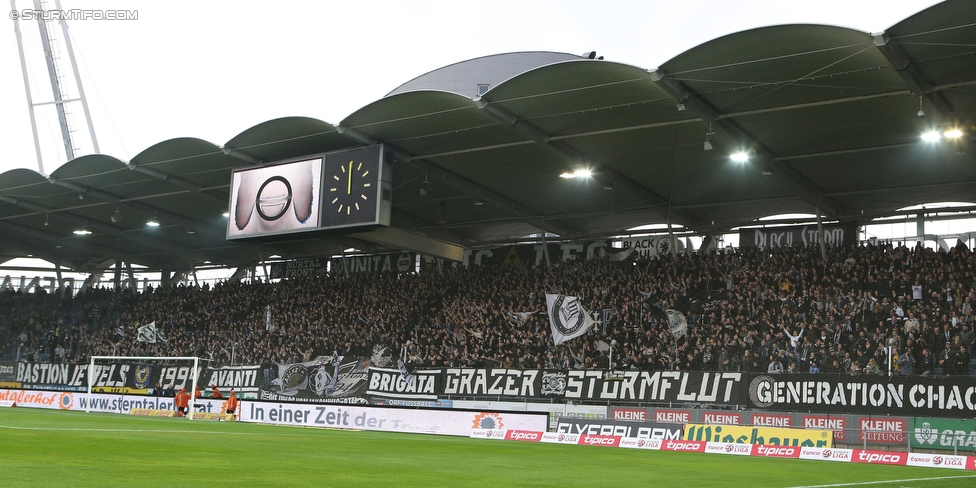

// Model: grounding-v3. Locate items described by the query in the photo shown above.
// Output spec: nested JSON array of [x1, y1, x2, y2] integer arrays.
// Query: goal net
[[86, 356, 205, 419]]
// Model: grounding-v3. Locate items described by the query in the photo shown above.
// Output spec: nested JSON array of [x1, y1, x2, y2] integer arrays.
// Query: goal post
[[87, 356, 202, 419]]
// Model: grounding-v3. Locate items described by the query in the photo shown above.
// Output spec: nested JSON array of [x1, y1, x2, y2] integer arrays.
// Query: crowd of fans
[[2, 241, 975, 377]]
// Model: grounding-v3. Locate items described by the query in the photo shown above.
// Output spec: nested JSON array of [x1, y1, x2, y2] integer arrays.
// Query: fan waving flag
[[137, 321, 157, 343], [546, 294, 597, 346]]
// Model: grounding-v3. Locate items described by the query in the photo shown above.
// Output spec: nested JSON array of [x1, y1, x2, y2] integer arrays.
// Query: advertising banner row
[[470, 429, 976, 471], [0, 387, 547, 438], [4, 386, 975, 454], [0, 388, 228, 415], [610, 407, 907, 446]]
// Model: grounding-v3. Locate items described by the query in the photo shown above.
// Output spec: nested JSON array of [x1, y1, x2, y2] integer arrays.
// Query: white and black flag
[[546, 294, 597, 346], [137, 321, 158, 343]]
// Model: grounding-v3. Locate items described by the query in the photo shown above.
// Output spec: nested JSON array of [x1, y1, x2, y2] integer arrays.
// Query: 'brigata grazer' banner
[[748, 373, 976, 417], [367, 367, 441, 400], [368, 368, 746, 404]]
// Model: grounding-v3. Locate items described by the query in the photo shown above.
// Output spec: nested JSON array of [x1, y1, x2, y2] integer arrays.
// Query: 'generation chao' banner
[[747, 373, 976, 417]]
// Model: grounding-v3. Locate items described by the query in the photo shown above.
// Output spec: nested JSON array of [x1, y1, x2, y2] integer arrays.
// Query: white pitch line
[[0, 422, 425, 441], [0, 423, 321, 437], [789, 474, 976, 488]]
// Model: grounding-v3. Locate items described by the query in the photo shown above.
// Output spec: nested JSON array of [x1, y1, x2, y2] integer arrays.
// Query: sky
[[1, 0, 944, 175]]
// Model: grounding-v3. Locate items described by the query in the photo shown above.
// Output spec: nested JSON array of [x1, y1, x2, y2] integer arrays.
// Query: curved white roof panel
[[386, 51, 584, 99]]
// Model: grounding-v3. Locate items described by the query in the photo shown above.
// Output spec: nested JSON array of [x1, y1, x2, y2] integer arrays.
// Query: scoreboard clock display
[[226, 144, 390, 239], [321, 145, 391, 229]]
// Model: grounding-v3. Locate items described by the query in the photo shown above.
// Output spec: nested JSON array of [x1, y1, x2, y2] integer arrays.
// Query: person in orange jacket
[[211, 384, 223, 399], [174, 388, 190, 418], [224, 390, 238, 414], [194, 386, 203, 399]]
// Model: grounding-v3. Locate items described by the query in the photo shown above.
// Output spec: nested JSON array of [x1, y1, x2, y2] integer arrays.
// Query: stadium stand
[[3, 241, 974, 377]]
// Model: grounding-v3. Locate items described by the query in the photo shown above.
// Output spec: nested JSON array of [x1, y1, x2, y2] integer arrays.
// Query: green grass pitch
[[1, 408, 975, 487]]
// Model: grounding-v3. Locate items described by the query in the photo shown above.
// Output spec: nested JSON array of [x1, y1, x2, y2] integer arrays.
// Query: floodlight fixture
[[730, 151, 749, 163], [704, 128, 716, 151]]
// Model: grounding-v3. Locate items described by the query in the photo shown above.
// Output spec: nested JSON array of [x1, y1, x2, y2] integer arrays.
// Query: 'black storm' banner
[[739, 223, 857, 250]]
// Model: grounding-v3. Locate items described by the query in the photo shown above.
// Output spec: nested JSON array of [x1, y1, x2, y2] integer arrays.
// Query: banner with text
[[13, 361, 259, 395], [739, 223, 857, 250], [366, 368, 746, 404], [555, 419, 683, 440], [239, 401, 547, 436], [270, 258, 328, 279], [912, 418, 976, 451], [329, 252, 417, 276], [0, 389, 227, 415], [455, 241, 612, 269], [747, 373, 976, 417], [684, 423, 833, 447], [15, 361, 208, 393], [367, 367, 442, 400]]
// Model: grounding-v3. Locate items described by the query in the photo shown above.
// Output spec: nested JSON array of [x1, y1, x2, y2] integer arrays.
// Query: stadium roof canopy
[[1, 0, 975, 272]]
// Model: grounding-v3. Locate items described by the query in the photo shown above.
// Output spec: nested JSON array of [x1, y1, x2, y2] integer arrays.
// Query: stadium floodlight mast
[[86, 356, 201, 420]]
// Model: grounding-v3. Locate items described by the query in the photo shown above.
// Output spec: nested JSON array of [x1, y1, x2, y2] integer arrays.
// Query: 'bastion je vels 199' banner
[[10, 361, 261, 394]]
